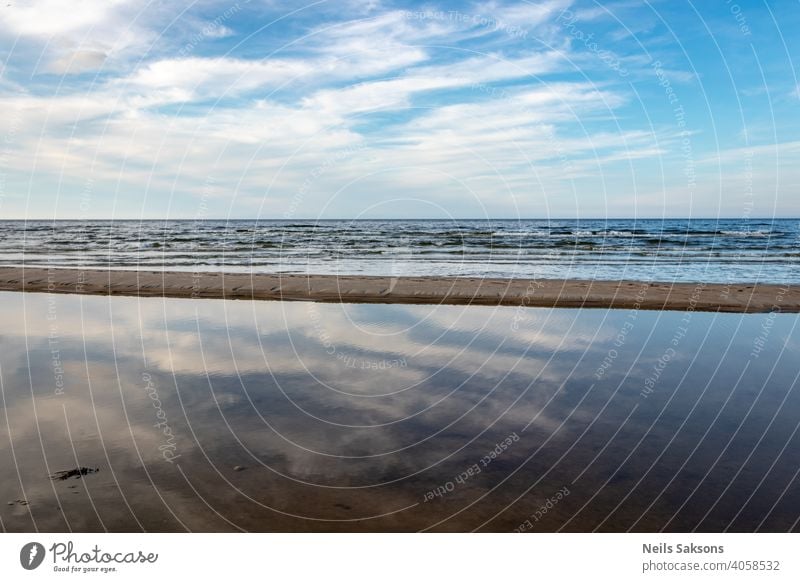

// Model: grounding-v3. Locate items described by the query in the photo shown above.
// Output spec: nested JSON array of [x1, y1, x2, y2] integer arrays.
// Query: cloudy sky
[[0, 0, 798, 219]]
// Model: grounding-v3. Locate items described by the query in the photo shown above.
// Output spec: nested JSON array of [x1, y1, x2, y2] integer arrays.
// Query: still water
[[0, 291, 798, 532]]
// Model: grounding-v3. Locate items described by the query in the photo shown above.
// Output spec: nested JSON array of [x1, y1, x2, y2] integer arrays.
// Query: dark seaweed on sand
[[50, 467, 100, 480]]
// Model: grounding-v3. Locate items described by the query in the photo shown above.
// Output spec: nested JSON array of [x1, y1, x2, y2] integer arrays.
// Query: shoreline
[[0, 266, 796, 313]]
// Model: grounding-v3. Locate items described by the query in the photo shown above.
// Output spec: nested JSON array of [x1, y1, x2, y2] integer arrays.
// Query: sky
[[0, 0, 798, 220]]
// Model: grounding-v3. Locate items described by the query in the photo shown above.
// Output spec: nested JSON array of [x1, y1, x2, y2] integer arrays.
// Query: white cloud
[[2, 0, 774, 219], [46, 49, 109, 74], [123, 57, 315, 97], [0, 0, 160, 74], [485, 0, 574, 28], [203, 23, 234, 39], [1, 0, 131, 37]]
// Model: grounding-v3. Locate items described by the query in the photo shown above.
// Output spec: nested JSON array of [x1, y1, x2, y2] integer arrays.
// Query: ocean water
[[1, 292, 798, 532], [1, 218, 798, 283]]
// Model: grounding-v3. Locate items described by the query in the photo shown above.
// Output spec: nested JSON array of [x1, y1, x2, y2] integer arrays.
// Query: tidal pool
[[0, 291, 798, 532]]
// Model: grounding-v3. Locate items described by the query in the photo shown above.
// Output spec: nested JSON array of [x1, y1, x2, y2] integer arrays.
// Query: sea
[[1, 218, 798, 283], [1, 220, 798, 532]]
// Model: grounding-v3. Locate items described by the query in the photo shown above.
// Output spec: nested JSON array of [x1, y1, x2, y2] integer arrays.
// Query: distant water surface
[[1, 218, 798, 283], [1, 292, 798, 532]]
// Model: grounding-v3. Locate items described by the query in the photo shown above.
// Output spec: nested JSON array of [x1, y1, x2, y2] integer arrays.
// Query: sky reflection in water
[[0, 291, 798, 532]]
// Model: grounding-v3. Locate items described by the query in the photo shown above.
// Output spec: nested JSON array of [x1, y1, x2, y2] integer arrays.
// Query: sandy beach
[[0, 266, 795, 313]]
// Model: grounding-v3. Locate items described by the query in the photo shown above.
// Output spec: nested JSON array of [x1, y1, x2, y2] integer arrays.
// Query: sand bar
[[0, 266, 796, 313]]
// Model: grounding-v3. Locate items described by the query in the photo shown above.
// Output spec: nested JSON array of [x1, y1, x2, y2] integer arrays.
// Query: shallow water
[[0, 291, 798, 532], [2, 218, 799, 283]]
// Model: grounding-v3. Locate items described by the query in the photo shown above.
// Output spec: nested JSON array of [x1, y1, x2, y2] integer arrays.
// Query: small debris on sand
[[50, 467, 100, 480]]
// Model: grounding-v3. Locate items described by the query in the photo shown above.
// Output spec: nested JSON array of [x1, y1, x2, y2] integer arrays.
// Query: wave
[[0, 219, 796, 284], [719, 230, 771, 237]]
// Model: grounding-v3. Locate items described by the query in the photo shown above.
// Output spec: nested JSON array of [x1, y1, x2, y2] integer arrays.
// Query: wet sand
[[0, 266, 795, 313], [3, 292, 800, 532]]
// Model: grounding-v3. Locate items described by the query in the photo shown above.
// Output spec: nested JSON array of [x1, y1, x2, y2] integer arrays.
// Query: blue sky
[[0, 0, 798, 219]]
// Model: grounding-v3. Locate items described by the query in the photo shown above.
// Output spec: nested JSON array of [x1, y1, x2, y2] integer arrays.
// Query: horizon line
[[2, 217, 798, 221]]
